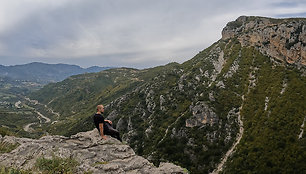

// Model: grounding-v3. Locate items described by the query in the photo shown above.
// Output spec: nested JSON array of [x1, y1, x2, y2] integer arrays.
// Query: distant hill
[[21, 16, 306, 173], [0, 62, 113, 84]]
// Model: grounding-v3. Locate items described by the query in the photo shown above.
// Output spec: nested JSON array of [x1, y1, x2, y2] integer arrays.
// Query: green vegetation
[[0, 94, 51, 138], [239, 16, 305, 24], [93, 161, 109, 165], [0, 142, 19, 154], [17, 17, 306, 174], [30, 68, 148, 136], [35, 156, 79, 174], [0, 82, 46, 138], [27, 38, 306, 173], [0, 127, 14, 137], [0, 65, 112, 139], [227, 20, 243, 29], [0, 166, 31, 174], [222, 47, 306, 173]]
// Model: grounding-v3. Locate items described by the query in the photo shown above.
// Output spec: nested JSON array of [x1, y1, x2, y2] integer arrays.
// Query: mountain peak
[[0, 129, 186, 173], [222, 16, 306, 66]]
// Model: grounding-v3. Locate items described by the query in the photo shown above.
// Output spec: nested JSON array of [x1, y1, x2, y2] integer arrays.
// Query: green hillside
[[29, 17, 306, 173], [29, 65, 181, 136]]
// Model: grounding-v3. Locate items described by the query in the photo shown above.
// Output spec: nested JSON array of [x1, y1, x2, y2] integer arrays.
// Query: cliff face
[[222, 16, 306, 66], [0, 130, 186, 174]]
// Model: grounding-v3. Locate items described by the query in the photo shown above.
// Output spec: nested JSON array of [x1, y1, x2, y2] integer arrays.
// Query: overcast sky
[[0, 0, 305, 68]]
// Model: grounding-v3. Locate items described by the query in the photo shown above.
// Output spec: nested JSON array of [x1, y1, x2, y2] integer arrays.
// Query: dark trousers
[[104, 122, 122, 142]]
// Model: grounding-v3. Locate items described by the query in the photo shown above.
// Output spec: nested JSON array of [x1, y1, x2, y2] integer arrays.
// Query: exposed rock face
[[224, 58, 240, 78], [209, 47, 225, 81], [222, 16, 306, 66], [0, 130, 186, 174], [146, 89, 156, 113], [186, 102, 218, 127]]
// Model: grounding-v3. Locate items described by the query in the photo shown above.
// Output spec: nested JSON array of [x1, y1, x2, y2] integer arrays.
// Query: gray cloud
[[0, 0, 305, 68]]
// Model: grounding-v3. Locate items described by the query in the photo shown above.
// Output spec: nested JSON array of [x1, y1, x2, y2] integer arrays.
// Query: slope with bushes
[[29, 16, 306, 173]]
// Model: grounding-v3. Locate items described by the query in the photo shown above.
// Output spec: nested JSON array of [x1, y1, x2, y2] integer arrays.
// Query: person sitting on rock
[[93, 104, 122, 142]]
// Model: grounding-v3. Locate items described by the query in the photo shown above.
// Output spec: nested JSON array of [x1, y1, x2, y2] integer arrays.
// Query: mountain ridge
[[18, 16, 306, 173], [0, 62, 114, 84], [222, 15, 306, 67]]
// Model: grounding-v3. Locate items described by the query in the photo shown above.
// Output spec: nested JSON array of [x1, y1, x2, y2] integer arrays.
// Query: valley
[[28, 16, 305, 174], [0, 16, 305, 173], [0, 90, 55, 138], [0, 63, 111, 138]]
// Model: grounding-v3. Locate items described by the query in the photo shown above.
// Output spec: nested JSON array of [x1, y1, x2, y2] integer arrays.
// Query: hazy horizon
[[0, 61, 117, 69], [0, 0, 305, 69]]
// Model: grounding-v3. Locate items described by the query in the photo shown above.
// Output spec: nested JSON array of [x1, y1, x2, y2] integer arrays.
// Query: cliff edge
[[0, 129, 186, 173], [222, 16, 306, 66]]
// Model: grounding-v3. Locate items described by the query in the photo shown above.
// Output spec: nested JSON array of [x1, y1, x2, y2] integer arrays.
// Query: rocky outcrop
[[0, 130, 186, 174], [185, 102, 218, 127], [222, 16, 306, 66]]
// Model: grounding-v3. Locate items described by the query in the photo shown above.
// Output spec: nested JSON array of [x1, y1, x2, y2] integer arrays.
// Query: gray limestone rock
[[159, 95, 166, 111], [106, 110, 119, 121], [0, 129, 186, 174], [185, 102, 218, 127], [222, 16, 306, 66]]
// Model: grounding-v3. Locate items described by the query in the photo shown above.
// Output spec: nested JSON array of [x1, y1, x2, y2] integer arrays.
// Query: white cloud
[[0, 42, 6, 54], [0, 0, 69, 33], [0, 0, 305, 68]]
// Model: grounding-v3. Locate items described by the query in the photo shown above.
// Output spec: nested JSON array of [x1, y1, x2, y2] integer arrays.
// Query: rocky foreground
[[0, 129, 186, 174]]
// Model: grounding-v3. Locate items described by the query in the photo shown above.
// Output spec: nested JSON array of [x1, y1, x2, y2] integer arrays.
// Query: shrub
[[0, 166, 31, 174], [35, 155, 79, 174], [0, 142, 19, 154]]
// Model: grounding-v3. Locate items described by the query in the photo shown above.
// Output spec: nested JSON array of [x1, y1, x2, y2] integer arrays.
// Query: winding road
[[23, 123, 36, 132], [22, 97, 56, 132], [35, 110, 51, 123], [23, 110, 51, 132]]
